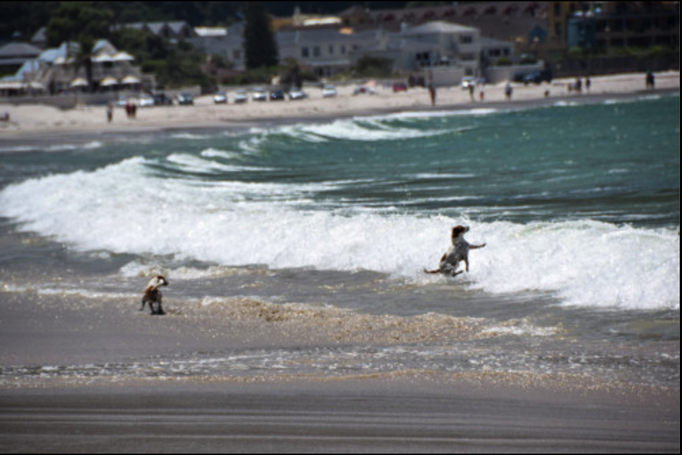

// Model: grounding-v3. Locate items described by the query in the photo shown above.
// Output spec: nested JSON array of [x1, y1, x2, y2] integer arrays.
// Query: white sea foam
[[0, 156, 678, 311], [361, 108, 501, 121], [297, 118, 450, 142], [166, 153, 268, 173]]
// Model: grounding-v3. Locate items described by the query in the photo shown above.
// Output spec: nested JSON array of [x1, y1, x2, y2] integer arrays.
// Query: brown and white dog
[[425, 225, 486, 276], [140, 275, 168, 315]]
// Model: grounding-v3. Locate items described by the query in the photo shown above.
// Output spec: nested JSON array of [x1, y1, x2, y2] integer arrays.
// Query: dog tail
[[423, 267, 441, 274]]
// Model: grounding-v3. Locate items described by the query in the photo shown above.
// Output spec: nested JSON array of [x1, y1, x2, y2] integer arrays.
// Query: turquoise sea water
[[0, 94, 679, 386]]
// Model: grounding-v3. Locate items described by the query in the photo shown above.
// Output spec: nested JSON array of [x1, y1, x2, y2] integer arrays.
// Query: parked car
[[392, 82, 408, 93], [322, 84, 337, 98], [288, 87, 306, 100], [353, 85, 376, 95], [153, 93, 173, 106], [233, 89, 248, 104], [270, 89, 286, 101], [138, 94, 155, 107], [252, 87, 267, 102], [513, 70, 552, 85], [460, 76, 476, 90], [176, 92, 194, 105], [213, 91, 227, 104], [522, 70, 552, 85]]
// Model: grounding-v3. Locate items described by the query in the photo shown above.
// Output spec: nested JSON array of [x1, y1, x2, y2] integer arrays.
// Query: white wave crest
[[1, 158, 678, 311]]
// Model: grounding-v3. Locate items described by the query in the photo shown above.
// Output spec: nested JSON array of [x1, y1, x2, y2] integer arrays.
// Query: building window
[[329, 45, 334, 55], [313, 46, 321, 57], [302, 47, 309, 58], [460, 35, 473, 44], [341, 45, 346, 54]]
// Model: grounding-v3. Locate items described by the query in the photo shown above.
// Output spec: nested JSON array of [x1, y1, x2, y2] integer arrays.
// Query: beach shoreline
[[1, 285, 679, 452], [1, 71, 679, 146]]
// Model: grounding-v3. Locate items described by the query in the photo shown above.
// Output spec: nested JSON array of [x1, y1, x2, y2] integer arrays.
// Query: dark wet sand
[[0, 291, 680, 453], [1, 381, 679, 453]]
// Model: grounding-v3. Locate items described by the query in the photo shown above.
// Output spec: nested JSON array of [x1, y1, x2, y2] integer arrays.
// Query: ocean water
[[0, 95, 679, 387]]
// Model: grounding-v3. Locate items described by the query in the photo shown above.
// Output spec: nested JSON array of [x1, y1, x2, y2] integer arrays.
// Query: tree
[[46, 2, 113, 92], [243, 2, 278, 70], [353, 56, 394, 78]]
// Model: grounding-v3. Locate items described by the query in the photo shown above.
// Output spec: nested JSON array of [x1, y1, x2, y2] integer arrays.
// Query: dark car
[[176, 92, 194, 105], [392, 82, 408, 92], [521, 70, 552, 85], [269, 89, 285, 101], [153, 93, 173, 106]]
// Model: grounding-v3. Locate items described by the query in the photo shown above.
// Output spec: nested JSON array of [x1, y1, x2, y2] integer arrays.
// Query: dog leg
[[155, 302, 165, 316]]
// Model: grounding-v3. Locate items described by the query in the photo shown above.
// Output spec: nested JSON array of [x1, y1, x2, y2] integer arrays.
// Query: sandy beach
[[1, 71, 679, 142], [1, 71, 679, 453], [0, 291, 679, 453]]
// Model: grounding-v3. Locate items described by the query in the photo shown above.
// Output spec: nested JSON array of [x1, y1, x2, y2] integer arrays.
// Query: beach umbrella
[[100, 77, 119, 87], [121, 75, 141, 85], [70, 78, 88, 88], [113, 51, 135, 62], [93, 53, 115, 63]]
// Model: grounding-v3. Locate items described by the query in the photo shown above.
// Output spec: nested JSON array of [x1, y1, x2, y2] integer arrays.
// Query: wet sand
[[0, 287, 679, 453], [1, 381, 679, 453]]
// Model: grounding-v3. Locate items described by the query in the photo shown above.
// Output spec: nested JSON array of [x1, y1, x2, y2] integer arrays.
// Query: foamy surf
[[0, 154, 678, 311]]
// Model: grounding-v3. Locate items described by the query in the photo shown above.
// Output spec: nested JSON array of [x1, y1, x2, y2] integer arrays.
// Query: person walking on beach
[[428, 82, 436, 106], [106, 101, 114, 123], [505, 82, 513, 100], [646, 69, 655, 89]]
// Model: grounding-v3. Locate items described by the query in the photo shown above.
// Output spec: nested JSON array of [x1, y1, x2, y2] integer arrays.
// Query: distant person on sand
[[505, 82, 513, 100], [646, 70, 655, 89], [468, 83, 475, 101], [428, 75, 436, 106], [106, 102, 113, 123]]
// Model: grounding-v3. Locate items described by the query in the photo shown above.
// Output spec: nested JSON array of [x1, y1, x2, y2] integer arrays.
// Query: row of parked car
[[211, 85, 339, 104], [135, 85, 340, 107], [117, 85, 339, 108]]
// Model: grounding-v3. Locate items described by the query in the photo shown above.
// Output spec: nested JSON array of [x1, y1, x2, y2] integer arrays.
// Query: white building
[[189, 24, 246, 71]]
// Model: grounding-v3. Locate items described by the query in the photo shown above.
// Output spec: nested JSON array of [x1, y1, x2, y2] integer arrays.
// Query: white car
[[213, 91, 227, 104], [322, 84, 337, 98], [233, 89, 248, 104], [288, 88, 306, 100], [252, 88, 267, 102], [138, 95, 154, 107], [461, 77, 476, 90]]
